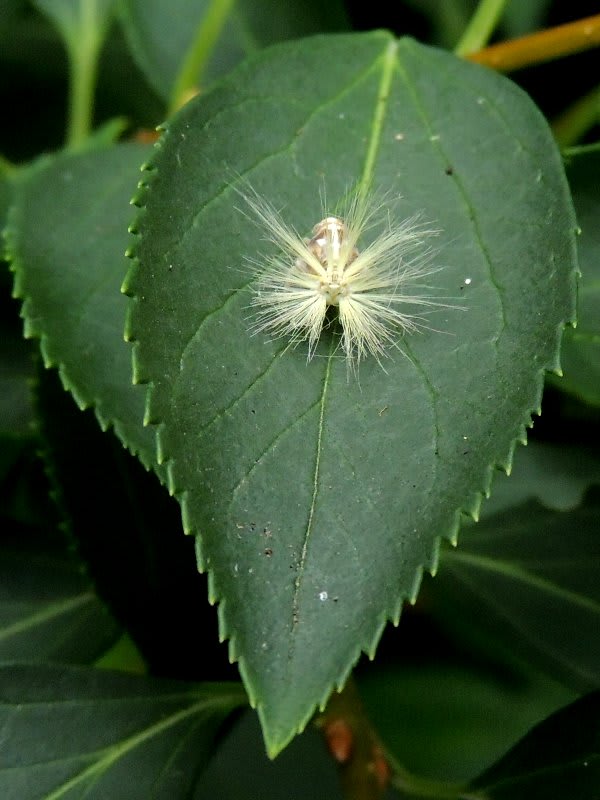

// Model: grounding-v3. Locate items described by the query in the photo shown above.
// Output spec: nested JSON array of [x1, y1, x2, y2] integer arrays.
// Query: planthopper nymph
[[237, 180, 450, 370]]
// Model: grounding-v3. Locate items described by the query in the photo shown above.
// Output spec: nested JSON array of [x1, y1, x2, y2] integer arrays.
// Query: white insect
[[238, 181, 446, 369]]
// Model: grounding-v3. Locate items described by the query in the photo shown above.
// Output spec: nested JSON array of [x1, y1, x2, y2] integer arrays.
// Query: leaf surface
[[555, 151, 600, 406], [32, 0, 115, 49], [6, 145, 159, 472], [118, 0, 349, 101], [0, 546, 120, 665], [0, 664, 246, 800], [471, 691, 600, 799], [360, 664, 575, 783], [125, 32, 578, 753], [480, 440, 600, 516], [436, 490, 600, 690]]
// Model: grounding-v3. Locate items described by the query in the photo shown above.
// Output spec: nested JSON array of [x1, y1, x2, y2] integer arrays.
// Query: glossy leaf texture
[[5, 144, 160, 473], [0, 664, 246, 800], [435, 489, 600, 690], [117, 0, 349, 101], [125, 32, 577, 754], [470, 691, 600, 799], [555, 150, 600, 406]]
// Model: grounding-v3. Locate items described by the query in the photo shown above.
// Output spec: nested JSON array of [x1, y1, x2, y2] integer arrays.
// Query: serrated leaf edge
[[121, 40, 579, 758], [2, 158, 159, 477]]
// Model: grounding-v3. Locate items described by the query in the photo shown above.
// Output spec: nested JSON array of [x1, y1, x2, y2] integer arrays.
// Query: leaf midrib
[[287, 39, 399, 649]]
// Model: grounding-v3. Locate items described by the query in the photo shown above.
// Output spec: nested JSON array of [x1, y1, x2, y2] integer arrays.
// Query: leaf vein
[[290, 347, 334, 638], [228, 398, 322, 505], [393, 51, 508, 348]]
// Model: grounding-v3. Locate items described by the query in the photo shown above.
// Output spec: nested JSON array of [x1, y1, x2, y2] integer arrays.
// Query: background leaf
[[502, 0, 553, 38], [478, 440, 600, 516], [195, 709, 346, 799], [36, 368, 233, 682], [0, 663, 246, 800], [5, 144, 160, 472], [117, 0, 349, 102], [359, 664, 575, 783], [32, 0, 116, 51], [471, 691, 600, 799], [0, 540, 121, 665], [126, 32, 577, 753], [0, 4, 162, 160], [433, 489, 600, 691], [553, 150, 600, 406], [1, 169, 34, 438]]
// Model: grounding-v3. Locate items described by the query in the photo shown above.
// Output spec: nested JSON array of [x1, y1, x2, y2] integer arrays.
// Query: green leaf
[[0, 663, 246, 799], [117, 0, 349, 102], [32, 0, 115, 49], [125, 32, 577, 754], [471, 691, 600, 798], [0, 0, 27, 34], [436, 490, 600, 690], [481, 440, 600, 516], [94, 634, 146, 672], [0, 168, 15, 271], [32, 0, 118, 147], [359, 664, 575, 782], [402, 0, 474, 49], [0, 166, 13, 211], [1, 317, 34, 441], [1, 175, 37, 438], [502, 0, 552, 37], [196, 709, 344, 798], [5, 144, 161, 474], [35, 369, 227, 682], [0, 545, 121, 665], [553, 151, 600, 406]]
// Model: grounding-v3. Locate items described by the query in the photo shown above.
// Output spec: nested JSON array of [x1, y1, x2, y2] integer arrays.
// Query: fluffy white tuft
[[238, 182, 449, 370]]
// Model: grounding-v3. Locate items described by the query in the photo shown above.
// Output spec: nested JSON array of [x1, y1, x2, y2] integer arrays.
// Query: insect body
[[301, 216, 358, 306], [239, 182, 445, 369]]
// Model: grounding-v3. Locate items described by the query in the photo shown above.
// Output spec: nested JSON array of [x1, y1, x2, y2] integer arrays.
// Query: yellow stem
[[466, 13, 600, 72]]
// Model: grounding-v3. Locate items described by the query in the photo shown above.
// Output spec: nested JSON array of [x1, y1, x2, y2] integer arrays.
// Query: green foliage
[[32, 0, 115, 45], [0, 664, 246, 799], [118, 0, 349, 103], [6, 144, 159, 471], [360, 664, 575, 782], [1, 1, 599, 798], [125, 32, 577, 754], [555, 150, 600, 405], [471, 691, 600, 798], [436, 489, 600, 691], [0, 545, 121, 663]]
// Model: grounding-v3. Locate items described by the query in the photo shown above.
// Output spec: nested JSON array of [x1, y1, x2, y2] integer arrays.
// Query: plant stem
[[466, 13, 600, 72], [62, 0, 113, 149], [34, 0, 113, 149], [562, 141, 600, 159], [168, 0, 235, 115], [553, 84, 600, 147], [455, 0, 510, 56], [67, 33, 99, 148], [315, 679, 391, 800], [316, 680, 483, 800]]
